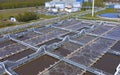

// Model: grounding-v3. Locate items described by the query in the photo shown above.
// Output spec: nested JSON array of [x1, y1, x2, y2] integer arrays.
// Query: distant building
[[114, 4, 120, 9], [45, 0, 83, 13], [108, 4, 120, 9]]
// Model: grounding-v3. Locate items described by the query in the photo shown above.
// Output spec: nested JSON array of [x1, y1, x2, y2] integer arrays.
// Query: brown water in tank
[[14, 55, 58, 75], [0, 49, 35, 62], [93, 53, 120, 74]]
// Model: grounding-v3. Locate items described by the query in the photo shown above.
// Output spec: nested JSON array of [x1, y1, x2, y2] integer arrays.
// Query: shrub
[[16, 12, 39, 22]]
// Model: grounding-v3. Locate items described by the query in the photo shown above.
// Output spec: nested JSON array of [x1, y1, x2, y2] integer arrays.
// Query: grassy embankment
[[80, 8, 119, 22], [0, 7, 56, 28], [0, 0, 58, 28]]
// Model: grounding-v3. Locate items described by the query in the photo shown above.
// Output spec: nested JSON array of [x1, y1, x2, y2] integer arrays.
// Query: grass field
[[84, 8, 117, 17], [79, 8, 119, 22], [0, 7, 37, 19], [0, 7, 56, 28], [0, 0, 57, 28]]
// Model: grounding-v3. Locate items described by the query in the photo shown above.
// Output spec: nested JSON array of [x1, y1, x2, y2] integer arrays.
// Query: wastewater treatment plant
[[0, 19, 119, 75]]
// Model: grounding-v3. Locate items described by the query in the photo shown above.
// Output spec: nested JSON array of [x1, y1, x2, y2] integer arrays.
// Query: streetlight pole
[[92, 0, 95, 17]]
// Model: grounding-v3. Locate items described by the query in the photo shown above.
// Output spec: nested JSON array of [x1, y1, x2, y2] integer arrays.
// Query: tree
[[16, 12, 39, 22], [94, 0, 104, 7]]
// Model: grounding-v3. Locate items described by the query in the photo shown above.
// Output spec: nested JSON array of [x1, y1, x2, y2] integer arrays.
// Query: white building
[[72, 2, 81, 8], [55, 3, 65, 9], [114, 4, 120, 9], [45, 0, 82, 12], [51, 0, 76, 3]]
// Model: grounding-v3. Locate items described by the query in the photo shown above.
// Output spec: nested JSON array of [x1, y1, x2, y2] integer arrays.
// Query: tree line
[[0, 0, 51, 9], [82, 0, 105, 10], [82, 0, 104, 7]]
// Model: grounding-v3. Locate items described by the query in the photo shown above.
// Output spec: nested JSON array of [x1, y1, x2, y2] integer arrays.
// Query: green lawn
[[79, 8, 119, 22], [0, 7, 38, 19], [0, 7, 37, 28], [39, 14, 56, 19]]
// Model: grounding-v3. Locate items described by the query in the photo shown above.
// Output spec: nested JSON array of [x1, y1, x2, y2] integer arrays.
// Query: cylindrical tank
[[52, 8, 58, 12], [65, 4, 72, 8], [59, 8, 64, 12]]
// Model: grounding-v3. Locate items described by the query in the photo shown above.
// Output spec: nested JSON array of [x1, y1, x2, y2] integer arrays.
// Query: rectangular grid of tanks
[[0, 19, 120, 75]]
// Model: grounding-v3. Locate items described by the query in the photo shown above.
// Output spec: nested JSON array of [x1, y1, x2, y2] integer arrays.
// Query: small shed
[[10, 17, 16, 22]]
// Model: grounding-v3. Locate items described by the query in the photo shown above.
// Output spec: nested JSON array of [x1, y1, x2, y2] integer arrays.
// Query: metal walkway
[[87, 33, 117, 40], [69, 39, 85, 45], [108, 50, 120, 56], [0, 62, 18, 75], [114, 64, 120, 75], [8, 35, 38, 50], [32, 28, 44, 35], [51, 26, 79, 33]]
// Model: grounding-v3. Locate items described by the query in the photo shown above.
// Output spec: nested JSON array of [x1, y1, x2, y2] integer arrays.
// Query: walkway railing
[[8, 35, 38, 50], [114, 64, 120, 75]]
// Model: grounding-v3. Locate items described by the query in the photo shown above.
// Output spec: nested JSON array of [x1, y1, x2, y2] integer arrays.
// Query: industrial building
[[45, 0, 84, 12]]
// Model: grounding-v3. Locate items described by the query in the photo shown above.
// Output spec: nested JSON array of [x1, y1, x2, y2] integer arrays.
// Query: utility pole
[[92, 0, 95, 17]]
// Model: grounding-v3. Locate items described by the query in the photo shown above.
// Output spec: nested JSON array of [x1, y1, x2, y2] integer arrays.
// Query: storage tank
[[65, 8, 80, 12], [59, 8, 64, 12], [65, 8, 72, 12], [52, 8, 58, 12]]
